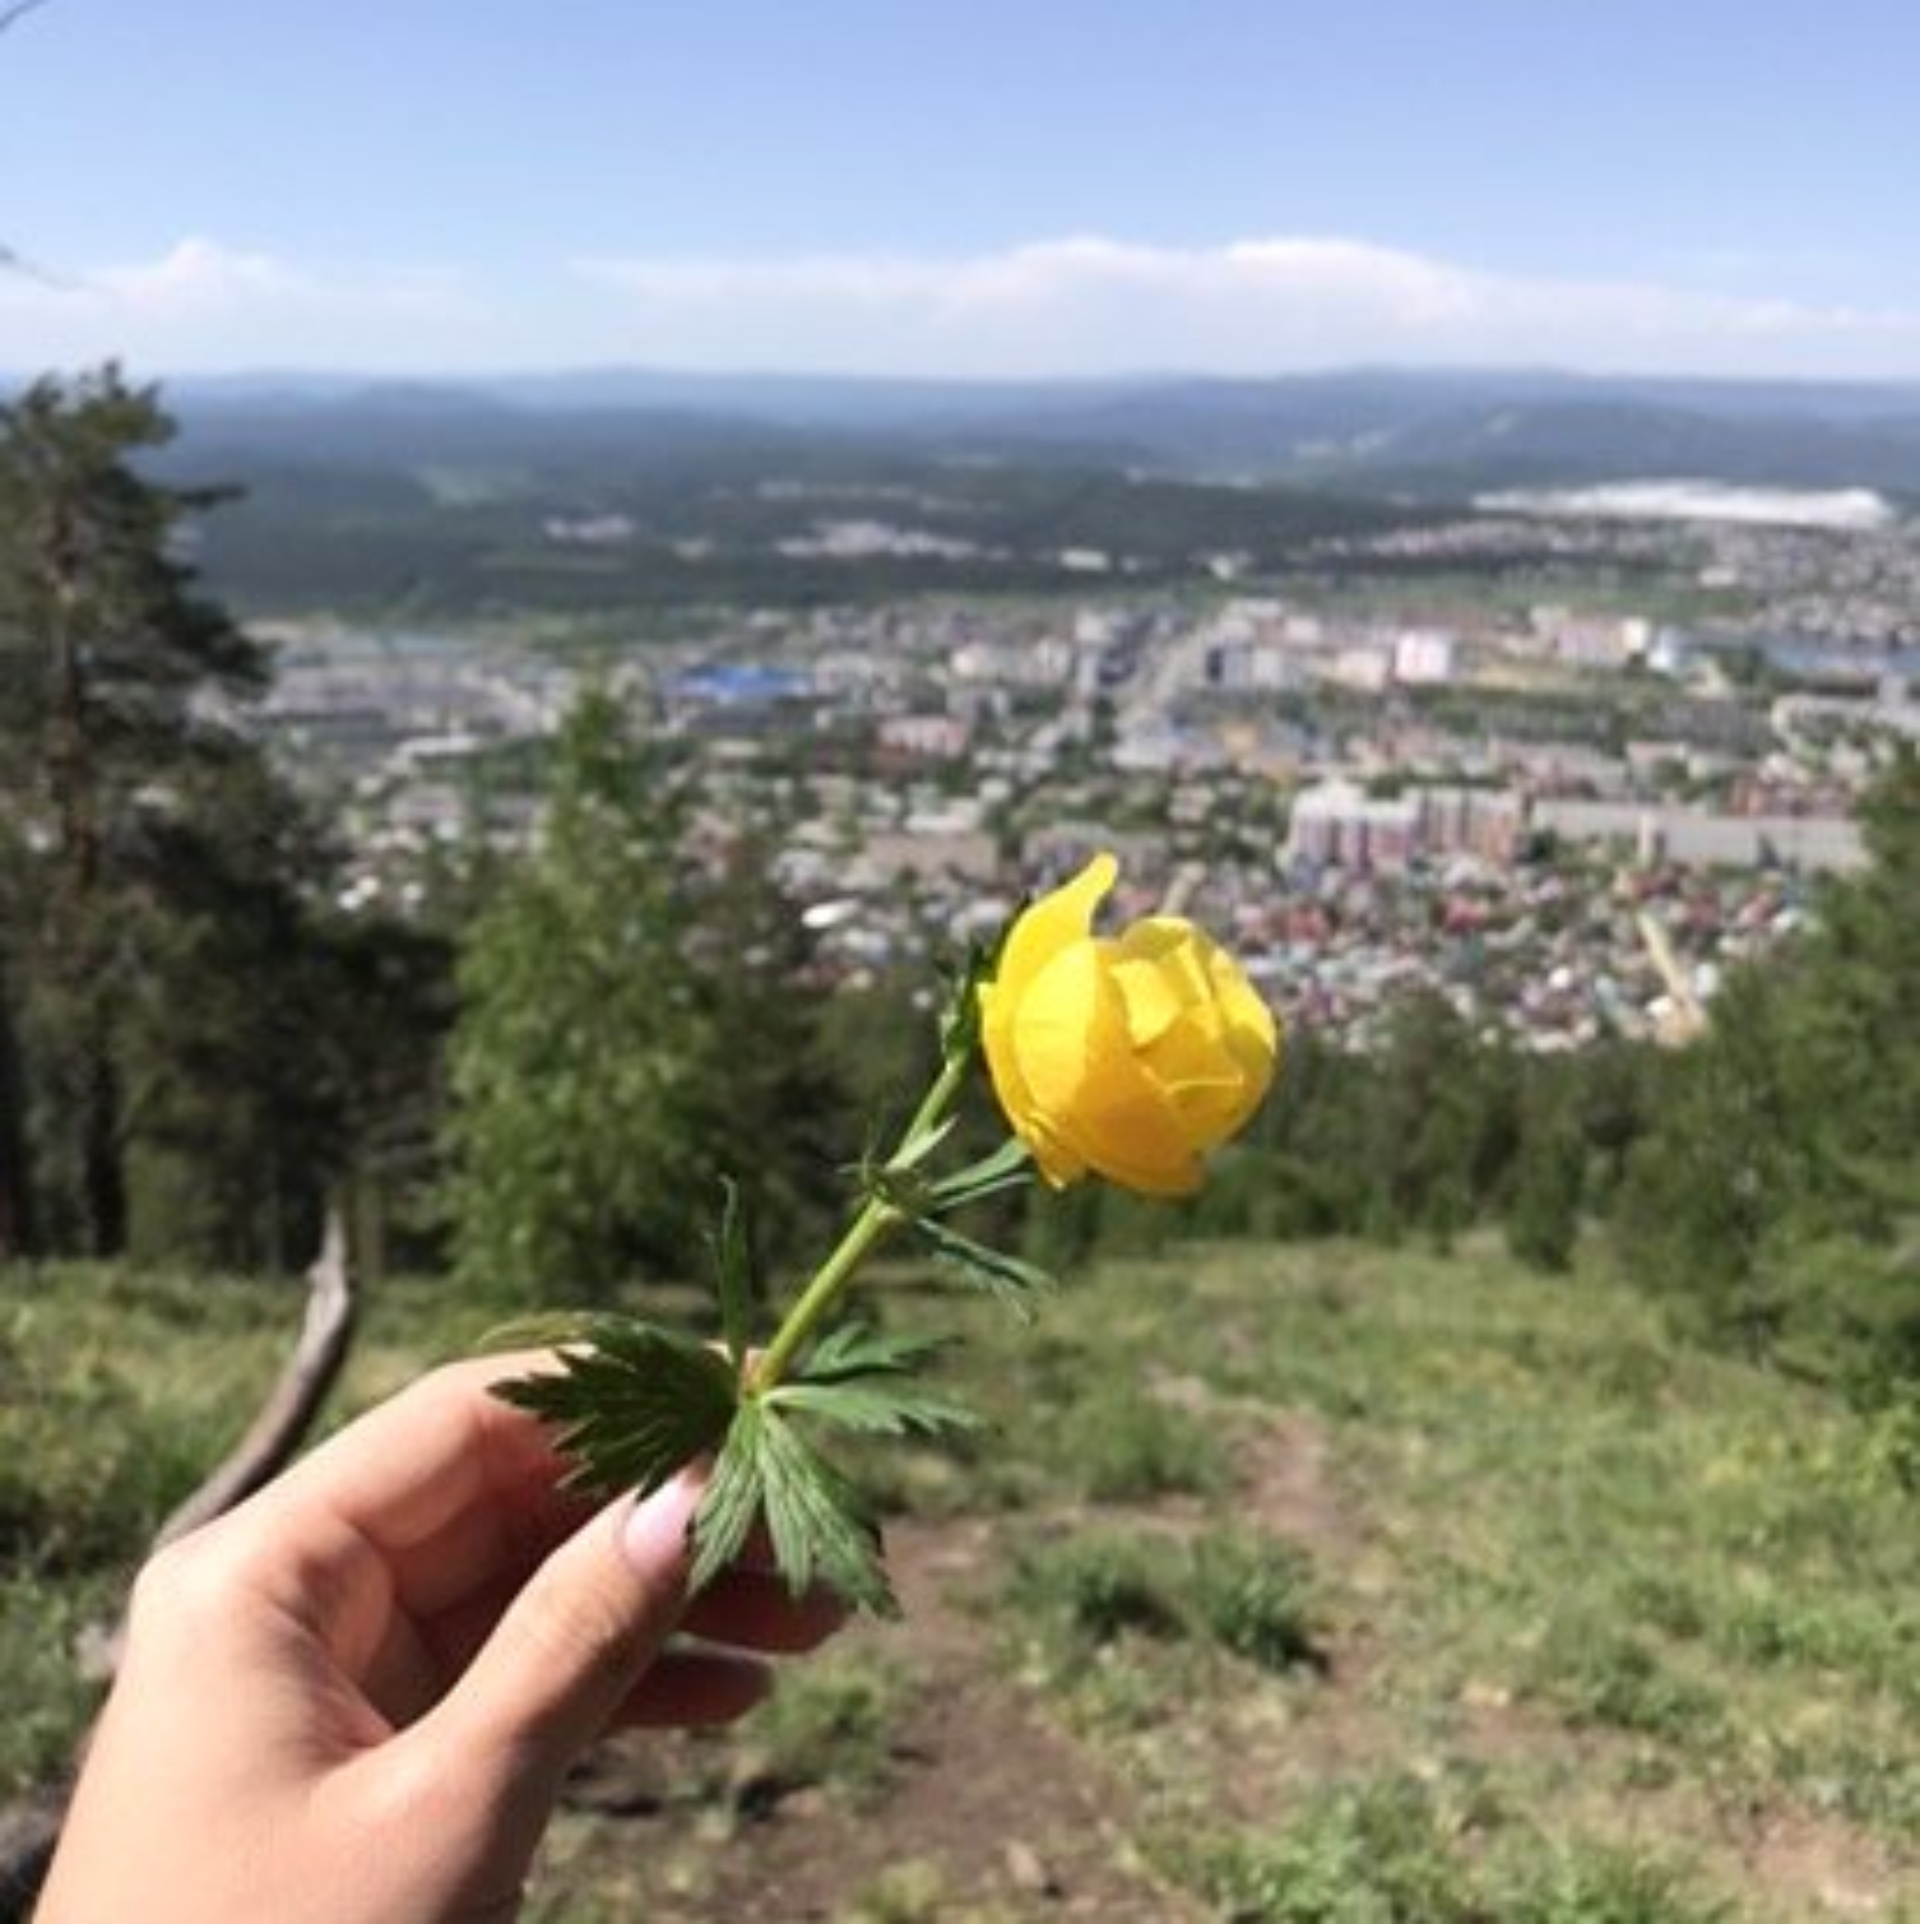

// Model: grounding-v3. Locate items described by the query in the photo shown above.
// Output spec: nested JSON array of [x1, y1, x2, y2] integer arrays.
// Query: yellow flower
[[979, 853, 1279, 1196]]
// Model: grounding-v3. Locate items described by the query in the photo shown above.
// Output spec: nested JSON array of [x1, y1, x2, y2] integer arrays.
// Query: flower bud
[[980, 853, 1279, 1195]]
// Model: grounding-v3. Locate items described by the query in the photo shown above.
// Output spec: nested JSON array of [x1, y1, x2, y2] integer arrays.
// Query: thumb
[[423, 1474, 702, 1799]]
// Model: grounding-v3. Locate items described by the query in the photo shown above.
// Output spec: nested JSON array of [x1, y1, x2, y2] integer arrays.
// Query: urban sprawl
[[249, 498, 1920, 1055]]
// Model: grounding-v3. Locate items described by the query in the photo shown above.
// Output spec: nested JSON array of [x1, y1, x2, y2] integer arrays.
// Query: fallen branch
[[0, 1206, 358, 1919], [155, 1207, 357, 1547]]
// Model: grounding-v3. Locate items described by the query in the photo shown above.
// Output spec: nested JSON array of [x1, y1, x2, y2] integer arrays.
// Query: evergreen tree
[[0, 365, 395, 1268], [0, 366, 281, 1256], [310, 911, 457, 1283], [680, 832, 848, 1275], [1363, 992, 1519, 1244], [1192, 1023, 1375, 1240], [116, 748, 342, 1267], [1616, 753, 1920, 1385], [1504, 1060, 1587, 1275], [1776, 751, 1920, 1234], [440, 691, 724, 1300], [441, 690, 854, 1302]]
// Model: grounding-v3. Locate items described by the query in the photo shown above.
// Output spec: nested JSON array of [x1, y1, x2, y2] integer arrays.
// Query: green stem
[[750, 1192, 901, 1392], [897, 1047, 972, 1156], [750, 1046, 975, 1393]]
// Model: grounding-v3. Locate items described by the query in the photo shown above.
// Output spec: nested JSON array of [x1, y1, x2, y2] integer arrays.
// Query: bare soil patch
[[555, 1517, 1201, 1920]]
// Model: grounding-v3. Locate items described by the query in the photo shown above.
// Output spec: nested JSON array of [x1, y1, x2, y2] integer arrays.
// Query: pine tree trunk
[[79, 1036, 125, 1258], [0, 975, 33, 1258]]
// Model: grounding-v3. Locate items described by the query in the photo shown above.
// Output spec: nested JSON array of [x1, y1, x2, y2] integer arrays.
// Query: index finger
[[261, 1350, 590, 1616]]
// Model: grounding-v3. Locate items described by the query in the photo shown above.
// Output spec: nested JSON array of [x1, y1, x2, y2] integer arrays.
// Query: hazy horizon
[[11, 360, 1920, 399]]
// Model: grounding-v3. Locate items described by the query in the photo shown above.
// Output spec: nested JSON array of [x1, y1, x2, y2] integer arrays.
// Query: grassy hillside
[[3, 1240, 1915, 1920]]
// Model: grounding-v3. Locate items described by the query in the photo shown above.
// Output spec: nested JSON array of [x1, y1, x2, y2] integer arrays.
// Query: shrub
[[1186, 1528, 1325, 1675], [1187, 1777, 1478, 1924], [1063, 1389, 1228, 1503], [1499, 1839, 1732, 1923], [1008, 1530, 1187, 1650]]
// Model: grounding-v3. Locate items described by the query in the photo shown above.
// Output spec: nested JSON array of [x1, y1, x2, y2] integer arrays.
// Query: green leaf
[[937, 931, 1003, 1061], [914, 1215, 1058, 1316], [472, 1310, 625, 1355], [690, 1399, 898, 1616], [690, 1400, 769, 1594], [492, 1319, 738, 1500], [757, 1404, 898, 1617], [709, 1176, 755, 1370], [886, 1113, 957, 1174], [777, 1322, 981, 1434], [925, 1135, 1035, 1212], [797, 1322, 949, 1384], [768, 1378, 981, 1437]]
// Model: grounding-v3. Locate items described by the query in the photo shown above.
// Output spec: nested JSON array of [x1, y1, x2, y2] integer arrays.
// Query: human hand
[[36, 1351, 845, 1923]]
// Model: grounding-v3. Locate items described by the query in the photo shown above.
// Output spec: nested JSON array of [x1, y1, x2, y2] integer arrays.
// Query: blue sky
[[5, 0, 1920, 379]]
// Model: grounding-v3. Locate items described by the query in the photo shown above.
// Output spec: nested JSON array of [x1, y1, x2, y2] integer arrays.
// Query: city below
[[231, 463, 1920, 1060]]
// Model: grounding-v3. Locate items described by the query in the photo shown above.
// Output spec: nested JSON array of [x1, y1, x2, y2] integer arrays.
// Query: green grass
[[745, 1646, 909, 1807], [1185, 1775, 1742, 1923], [0, 1261, 496, 1794], [893, 1235, 1918, 1918], [4, 1237, 1915, 1919], [1007, 1524, 1322, 1679]]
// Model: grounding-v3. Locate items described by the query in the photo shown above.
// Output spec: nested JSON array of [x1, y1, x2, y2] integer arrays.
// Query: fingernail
[[618, 1474, 703, 1578]]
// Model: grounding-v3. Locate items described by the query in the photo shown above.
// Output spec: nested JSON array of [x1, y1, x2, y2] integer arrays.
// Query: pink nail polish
[[618, 1476, 701, 1577]]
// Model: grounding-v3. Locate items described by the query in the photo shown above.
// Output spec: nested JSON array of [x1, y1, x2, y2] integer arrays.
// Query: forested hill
[[148, 366, 1920, 495]]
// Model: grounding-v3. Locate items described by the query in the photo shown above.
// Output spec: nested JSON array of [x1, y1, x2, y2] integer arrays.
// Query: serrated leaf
[[492, 1320, 737, 1501], [915, 1215, 1058, 1316], [709, 1176, 754, 1370], [798, 1321, 949, 1384], [690, 1401, 768, 1594], [473, 1310, 624, 1355], [768, 1378, 982, 1437], [755, 1405, 898, 1617], [691, 1399, 899, 1616]]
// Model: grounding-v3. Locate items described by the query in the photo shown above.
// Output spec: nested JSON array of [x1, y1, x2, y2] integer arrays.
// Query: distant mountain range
[[139, 366, 1920, 501]]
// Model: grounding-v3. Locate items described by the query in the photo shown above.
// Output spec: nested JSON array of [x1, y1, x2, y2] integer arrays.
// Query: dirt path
[[554, 1515, 1201, 1921], [545, 1404, 1911, 1921]]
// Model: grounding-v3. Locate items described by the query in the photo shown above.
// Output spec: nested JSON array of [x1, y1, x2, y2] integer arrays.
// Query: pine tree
[[1503, 1060, 1587, 1275], [1616, 753, 1920, 1382], [441, 689, 856, 1302], [0, 365, 334, 1263], [440, 691, 721, 1300], [1779, 750, 1920, 1231], [1363, 992, 1519, 1244]]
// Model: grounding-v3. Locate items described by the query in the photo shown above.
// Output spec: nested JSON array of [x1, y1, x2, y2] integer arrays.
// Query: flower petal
[[1012, 941, 1203, 1195], [988, 853, 1116, 1011], [981, 854, 1118, 1182]]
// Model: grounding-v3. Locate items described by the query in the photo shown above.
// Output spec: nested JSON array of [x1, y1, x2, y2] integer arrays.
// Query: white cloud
[[93, 237, 300, 313], [572, 235, 1920, 380], [6, 230, 1920, 378], [0, 237, 488, 372]]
